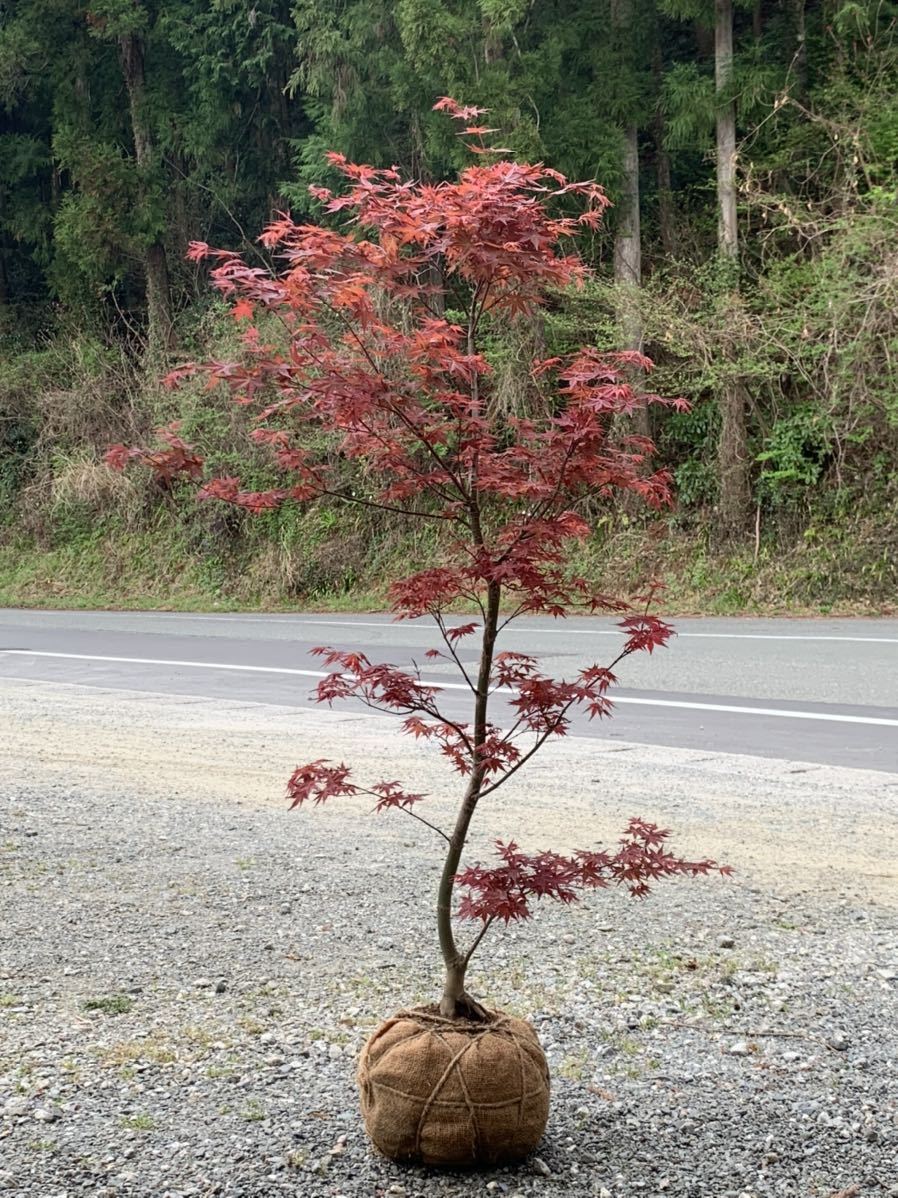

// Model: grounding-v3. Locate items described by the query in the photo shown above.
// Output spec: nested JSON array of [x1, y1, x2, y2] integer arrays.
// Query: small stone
[[486, 1184, 500, 1193], [532, 1157, 552, 1177], [782, 1050, 801, 1063], [193, 978, 213, 989], [386, 1187, 406, 1197], [876, 968, 897, 982], [728, 1040, 751, 1056], [279, 903, 291, 915], [718, 935, 735, 949], [828, 1031, 850, 1051], [214, 979, 227, 994], [34, 1106, 61, 1123]]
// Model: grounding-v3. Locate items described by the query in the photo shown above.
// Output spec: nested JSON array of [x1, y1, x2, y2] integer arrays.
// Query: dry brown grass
[[49, 455, 147, 523]]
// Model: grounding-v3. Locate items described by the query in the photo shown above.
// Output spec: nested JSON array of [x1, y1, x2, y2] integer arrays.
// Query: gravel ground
[[1, 678, 897, 1198]]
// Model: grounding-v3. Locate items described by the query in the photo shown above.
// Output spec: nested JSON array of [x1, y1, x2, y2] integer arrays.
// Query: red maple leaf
[[230, 298, 254, 322], [110, 103, 728, 1018]]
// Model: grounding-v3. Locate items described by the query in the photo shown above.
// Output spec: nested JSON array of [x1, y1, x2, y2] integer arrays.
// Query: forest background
[[1, 0, 896, 614]]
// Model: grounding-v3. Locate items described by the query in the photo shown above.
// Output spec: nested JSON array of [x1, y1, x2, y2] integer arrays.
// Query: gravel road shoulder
[[1, 678, 897, 1198]]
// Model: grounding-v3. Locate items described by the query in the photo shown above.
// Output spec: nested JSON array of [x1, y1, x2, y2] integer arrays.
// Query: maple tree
[[108, 99, 729, 1019]]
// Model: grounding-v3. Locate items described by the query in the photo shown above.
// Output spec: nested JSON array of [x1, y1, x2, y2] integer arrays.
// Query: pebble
[[718, 935, 736, 949], [828, 1031, 851, 1051], [3, 708, 896, 1198], [728, 1040, 752, 1056]]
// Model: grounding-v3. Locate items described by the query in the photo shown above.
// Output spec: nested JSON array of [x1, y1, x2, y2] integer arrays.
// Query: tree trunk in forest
[[714, 0, 751, 537], [614, 126, 642, 293], [652, 48, 676, 258], [715, 0, 738, 261], [614, 124, 650, 440], [793, 0, 807, 97], [119, 32, 174, 358], [655, 140, 676, 258]]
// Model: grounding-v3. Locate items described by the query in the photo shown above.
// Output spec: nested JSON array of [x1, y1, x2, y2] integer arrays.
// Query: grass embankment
[[1, 503, 894, 616], [2, 324, 894, 618]]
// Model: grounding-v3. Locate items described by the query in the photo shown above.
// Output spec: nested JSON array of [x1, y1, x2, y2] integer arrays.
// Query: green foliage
[[662, 62, 716, 149], [756, 408, 828, 506], [82, 994, 134, 1016], [0, 0, 896, 610]]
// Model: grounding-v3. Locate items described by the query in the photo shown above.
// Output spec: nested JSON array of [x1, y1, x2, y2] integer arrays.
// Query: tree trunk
[[0, 241, 8, 308], [145, 242, 173, 353], [793, 0, 807, 97], [652, 47, 677, 259], [613, 125, 650, 442], [436, 580, 500, 1018], [714, 0, 751, 537], [655, 142, 676, 258], [614, 125, 641, 292], [715, 0, 738, 261], [119, 32, 174, 358], [608, 0, 649, 442]]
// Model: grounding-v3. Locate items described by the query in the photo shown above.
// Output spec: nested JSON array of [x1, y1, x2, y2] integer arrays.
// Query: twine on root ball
[[357, 1007, 550, 1167]]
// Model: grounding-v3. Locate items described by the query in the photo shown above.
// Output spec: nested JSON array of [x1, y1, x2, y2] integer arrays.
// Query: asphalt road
[[2, 609, 897, 773]]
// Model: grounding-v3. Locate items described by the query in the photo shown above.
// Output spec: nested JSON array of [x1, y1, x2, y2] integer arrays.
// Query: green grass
[[120, 1114, 156, 1132], [1, 496, 894, 616], [82, 994, 134, 1016], [0, 531, 385, 613]]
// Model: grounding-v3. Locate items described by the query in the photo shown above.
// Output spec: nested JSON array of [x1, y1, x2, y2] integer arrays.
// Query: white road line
[[5, 611, 897, 642], [228, 618, 898, 644], [3, 649, 898, 727]]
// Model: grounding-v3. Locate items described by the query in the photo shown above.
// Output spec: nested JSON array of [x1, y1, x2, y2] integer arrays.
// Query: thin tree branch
[[434, 612, 478, 693], [369, 800, 450, 844], [462, 915, 496, 968]]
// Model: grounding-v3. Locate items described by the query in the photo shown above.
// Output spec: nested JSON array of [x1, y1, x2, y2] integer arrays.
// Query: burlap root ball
[[357, 1006, 550, 1167]]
